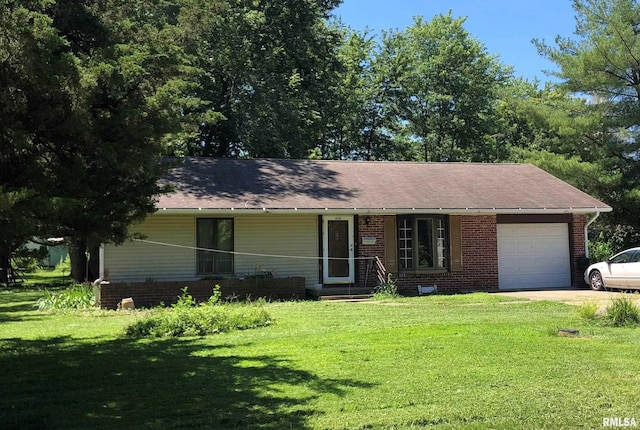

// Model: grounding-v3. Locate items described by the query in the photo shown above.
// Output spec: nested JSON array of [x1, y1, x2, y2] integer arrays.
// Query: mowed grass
[[0, 288, 638, 429]]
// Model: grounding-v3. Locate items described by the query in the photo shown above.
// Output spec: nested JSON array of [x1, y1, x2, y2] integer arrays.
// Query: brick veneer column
[[356, 215, 385, 288], [571, 214, 587, 287], [459, 215, 499, 290]]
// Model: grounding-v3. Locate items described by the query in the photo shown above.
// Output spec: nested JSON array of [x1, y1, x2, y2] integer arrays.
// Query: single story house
[[98, 158, 611, 308]]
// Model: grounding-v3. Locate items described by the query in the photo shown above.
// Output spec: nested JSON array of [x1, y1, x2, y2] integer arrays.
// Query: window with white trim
[[197, 218, 234, 274], [397, 216, 447, 270]]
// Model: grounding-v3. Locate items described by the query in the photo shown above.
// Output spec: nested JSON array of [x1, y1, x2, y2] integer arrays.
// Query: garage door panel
[[498, 223, 571, 290]]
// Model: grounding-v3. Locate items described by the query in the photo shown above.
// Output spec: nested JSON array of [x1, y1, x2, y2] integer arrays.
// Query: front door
[[323, 216, 355, 284]]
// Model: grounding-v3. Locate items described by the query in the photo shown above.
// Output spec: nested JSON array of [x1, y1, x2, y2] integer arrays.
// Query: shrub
[[603, 294, 640, 327], [588, 232, 614, 264], [36, 284, 95, 311], [124, 286, 272, 338]]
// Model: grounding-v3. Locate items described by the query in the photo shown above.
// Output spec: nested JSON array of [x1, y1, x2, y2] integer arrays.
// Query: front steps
[[306, 286, 375, 301]]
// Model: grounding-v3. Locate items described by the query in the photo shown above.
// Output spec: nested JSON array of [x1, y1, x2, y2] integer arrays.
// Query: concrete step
[[306, 286, 376, 301], [318, 294, 373, 301]]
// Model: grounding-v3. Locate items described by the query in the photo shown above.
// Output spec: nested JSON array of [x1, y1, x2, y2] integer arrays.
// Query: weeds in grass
[[173, 286, 197, 309], [603, 294, 640, 327], [36, 284, 95, 311], [124, 286, 272, 338], [373, 274, 398, 299], [576, 300, 599, 321], [577, 294, 640, 327]]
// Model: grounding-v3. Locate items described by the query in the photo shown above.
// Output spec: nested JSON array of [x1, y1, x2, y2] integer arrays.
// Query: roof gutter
[[156, 207, 612, 216], [584, 211, 601, 259]]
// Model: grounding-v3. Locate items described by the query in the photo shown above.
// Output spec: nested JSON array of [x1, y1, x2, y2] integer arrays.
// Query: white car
[[584, 247, 640, 290]]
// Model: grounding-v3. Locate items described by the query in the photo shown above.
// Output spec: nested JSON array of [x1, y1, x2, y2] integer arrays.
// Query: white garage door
[[497, 223, 571, 290]]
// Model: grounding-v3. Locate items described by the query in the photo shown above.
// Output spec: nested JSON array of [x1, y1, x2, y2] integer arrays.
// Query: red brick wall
[[393, 215, 499, 293], [355, 213, 590, 293], [355, 215, 499, 293], [356, 215, 385, 288], [100, 277, 306, 309], [571, 214, 587, 287]]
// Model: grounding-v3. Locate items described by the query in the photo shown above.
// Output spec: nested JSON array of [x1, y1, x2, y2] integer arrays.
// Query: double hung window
[[197, 218, 234, 274]]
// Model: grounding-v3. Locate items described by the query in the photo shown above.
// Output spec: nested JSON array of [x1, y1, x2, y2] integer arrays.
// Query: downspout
[[92, 244, 105, 307], [584, 212, 600, 259]]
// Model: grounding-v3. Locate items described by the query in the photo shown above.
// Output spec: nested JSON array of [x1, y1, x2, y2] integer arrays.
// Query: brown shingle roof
[[156, 158, 611, 213]]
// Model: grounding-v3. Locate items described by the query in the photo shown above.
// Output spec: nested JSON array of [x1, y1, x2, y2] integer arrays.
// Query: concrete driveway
[[493, 288, 640, 308]]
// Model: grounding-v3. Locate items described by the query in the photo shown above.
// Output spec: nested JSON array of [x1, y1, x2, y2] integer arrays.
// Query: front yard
[[0, 287, 638, 429]]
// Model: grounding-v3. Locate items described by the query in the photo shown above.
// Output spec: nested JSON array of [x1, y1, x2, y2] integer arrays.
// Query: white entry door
[[323, 216, 355, 283], [497, 223, 571, 290]]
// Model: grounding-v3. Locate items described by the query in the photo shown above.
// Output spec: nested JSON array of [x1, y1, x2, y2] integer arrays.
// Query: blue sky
[[332, 0, 578, 83]]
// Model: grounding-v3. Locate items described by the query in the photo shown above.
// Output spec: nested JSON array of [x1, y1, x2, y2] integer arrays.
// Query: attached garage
[[497, 223, 571, 290]]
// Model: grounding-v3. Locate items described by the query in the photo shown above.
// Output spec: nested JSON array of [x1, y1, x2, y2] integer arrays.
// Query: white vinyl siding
[[234, 215, 319, 287], [104, 215, 196, 282], [104, 213, 319, 287], [196, 218, 234, 274]]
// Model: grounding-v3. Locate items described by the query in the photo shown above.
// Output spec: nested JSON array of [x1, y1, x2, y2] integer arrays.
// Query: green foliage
[[576, 300, 599, 320], [588, 232, 615, 263], [36, 284, 95, 311], [11, 245, 48, 274], [576, 294, 640, 327], [56, 255, 71, 278], [394, 14, 511, 162], [373, 274, 398, 299], [125, 286, 271, 338], [175, 0, 343, 159], [0, 0, 193, 282], [173, 286, 196, 309], [533, 0, 640, 245], [603, 294, 640, 327], [207, 284, 222, 306], [315, 13, 514, 162]]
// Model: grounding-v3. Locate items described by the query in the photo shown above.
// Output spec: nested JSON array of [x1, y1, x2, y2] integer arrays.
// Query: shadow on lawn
[[0, 335, 371, 429], [0, 291, 48, 323]]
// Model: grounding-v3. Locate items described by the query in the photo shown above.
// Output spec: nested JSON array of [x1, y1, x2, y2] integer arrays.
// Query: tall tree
[[392, 13, 511, 162], [0, 0, 81, 282], [316, 28, 415, 160], [0, 0, 191, 282], [535, 0, 640, 247], [177, 0, 343, 159]]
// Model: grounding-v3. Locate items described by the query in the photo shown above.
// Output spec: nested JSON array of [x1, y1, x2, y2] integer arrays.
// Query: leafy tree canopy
[[534, 0, 640, 247], [0, 0, 193, 281]]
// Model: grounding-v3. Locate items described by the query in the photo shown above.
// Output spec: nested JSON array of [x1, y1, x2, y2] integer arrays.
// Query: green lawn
[[0, 288, 638, 429]]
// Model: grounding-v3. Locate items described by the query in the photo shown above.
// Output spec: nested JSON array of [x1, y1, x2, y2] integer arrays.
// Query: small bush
[[36, 284, 95, 311], [374, 274, 398, 299], [588, 233, 614, 265], [124, 286, 272, 338], [603, 294, 640, 327]]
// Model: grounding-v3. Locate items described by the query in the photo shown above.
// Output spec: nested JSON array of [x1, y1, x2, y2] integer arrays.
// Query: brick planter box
[[99, 277, 306, 309]]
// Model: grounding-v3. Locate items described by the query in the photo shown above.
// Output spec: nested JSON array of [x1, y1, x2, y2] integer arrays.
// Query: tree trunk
[[0, 252, 10, 284], [68, 237, 89, 283], [88, 245, 100, 281]]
